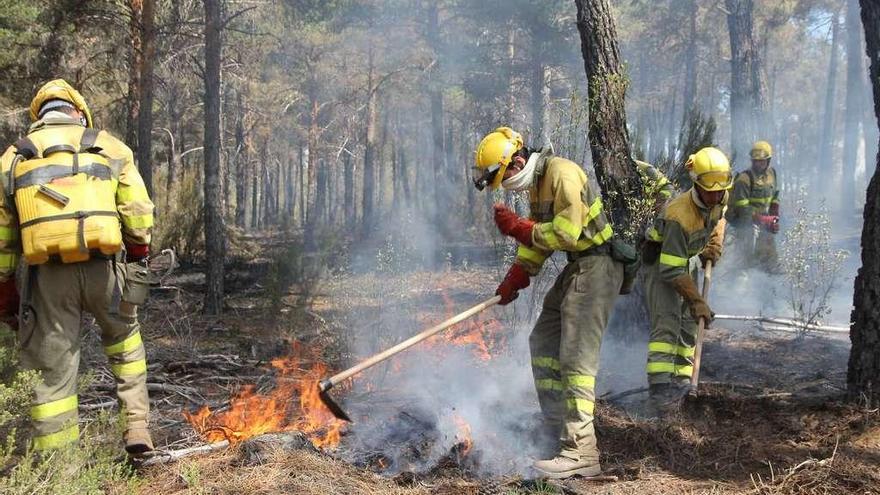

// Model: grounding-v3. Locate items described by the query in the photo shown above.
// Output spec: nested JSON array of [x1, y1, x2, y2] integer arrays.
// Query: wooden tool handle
[[691, 260, 713, 387], [326, 295, 502, 387]]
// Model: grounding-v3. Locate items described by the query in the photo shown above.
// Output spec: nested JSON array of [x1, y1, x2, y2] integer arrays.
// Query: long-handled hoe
[[318, 295, 501, 421]]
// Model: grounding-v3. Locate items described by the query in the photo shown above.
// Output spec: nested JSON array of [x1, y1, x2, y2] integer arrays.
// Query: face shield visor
[[693, 170, 733, 191]]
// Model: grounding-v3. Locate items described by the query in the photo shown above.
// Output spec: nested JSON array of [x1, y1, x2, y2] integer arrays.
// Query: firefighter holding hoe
[[472, 127, 623, 479], [641, 147, 730, 414], [0, 80, 155, 454]]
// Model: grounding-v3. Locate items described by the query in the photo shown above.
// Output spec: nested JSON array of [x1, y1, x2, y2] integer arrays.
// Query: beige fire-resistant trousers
[[17, 259, 149, 450], [529, 253, 623, 461], [644, 257, 699, 385]]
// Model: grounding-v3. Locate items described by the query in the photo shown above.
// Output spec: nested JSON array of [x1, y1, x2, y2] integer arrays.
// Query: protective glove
[[756, 215, 780, 234], [493, 204, 536, 247], [125, 242, 150, 263], [768, 203, 779, 217], [495, 263, 530, 305], [699, 242, 722, 266], [0, 278, 19, 330], [670, 274, 714, 326]]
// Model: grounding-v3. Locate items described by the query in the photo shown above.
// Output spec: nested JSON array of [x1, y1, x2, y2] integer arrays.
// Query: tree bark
[[848, 0, 880, 408], [819, 12, 841, 198], [682, 0, 698, 116], [362, 49, 379, 234], [725, 0, 767, 163], [136, 0, 155, 197], [127, 0, 144, 149], [843, 0, 866, 213], [203, 0, 226, 315], [425, 1, 446, 206], [574, 0, 642, 244], [234, 93, 248, 228]]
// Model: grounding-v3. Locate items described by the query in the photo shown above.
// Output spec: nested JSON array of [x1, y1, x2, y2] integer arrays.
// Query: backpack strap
[[79, 128, 101, 153], [14, 137, 38, 160]]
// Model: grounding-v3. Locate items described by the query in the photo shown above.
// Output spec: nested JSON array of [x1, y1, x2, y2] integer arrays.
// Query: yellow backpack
[[9, 127, 122, 264]]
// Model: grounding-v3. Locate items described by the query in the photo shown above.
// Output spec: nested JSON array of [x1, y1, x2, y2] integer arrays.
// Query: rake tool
[[690, 260, 714, 388], [318, 295, 501, 421]]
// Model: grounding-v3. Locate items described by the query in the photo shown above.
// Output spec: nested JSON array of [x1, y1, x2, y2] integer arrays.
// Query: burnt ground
[[70, 249, 879, 495]]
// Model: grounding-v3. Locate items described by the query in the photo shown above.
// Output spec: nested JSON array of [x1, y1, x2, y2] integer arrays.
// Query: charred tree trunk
[[202, 0, 225, 315], [127, 0, 144, 149], [725, 0, 767, 163], [135, 0, 155, 196], [819, 12, 841, 196], [848, 0, 880, 408], [234, 93, 248, 228], [574, 0, 642, 244], [843, 0, 866, 213]]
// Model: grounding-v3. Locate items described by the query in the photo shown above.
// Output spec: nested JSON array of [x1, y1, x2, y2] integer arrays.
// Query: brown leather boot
[[533, 453, 602, 479], [124, 421, 154, 455]]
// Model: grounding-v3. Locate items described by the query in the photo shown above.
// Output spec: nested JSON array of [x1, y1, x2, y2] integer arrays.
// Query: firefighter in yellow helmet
[[473, 127, 623, 479], [727, 140, 781, 272], [641, 147, 730, 413], [0, 79, 155, 453]]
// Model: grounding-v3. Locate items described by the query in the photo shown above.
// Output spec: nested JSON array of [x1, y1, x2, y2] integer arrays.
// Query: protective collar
[[502, 144, 554, 191]]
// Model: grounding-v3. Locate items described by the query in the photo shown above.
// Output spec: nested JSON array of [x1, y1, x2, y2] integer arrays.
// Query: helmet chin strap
[[501, 152, 539, 191]]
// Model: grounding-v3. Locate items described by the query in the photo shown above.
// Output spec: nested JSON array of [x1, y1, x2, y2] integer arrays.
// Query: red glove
[[768, 203, 780, 217], [756, 215, 780, 234], [495, 264, 530, 305], [125, 242, 150, 262], [0, 278, 19, 328], [493, 204, 536, 246]]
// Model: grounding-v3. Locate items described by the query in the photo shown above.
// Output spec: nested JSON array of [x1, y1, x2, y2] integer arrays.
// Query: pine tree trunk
[[203, 0, 225, 315], [820, 13, 841, 199], [234, 93, 248, 228], [682, 0, 698, 116], [848, 0, 880, 408], [843, 0, 866, 214], [362, 50, 378, 233], [725, 0, 767, 163], [136, 0, 155, 196], [574, 0, 642, 244]]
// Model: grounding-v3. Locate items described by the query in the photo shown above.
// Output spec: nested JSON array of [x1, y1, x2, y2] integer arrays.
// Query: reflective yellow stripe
[[33, 424, 79, 451], [553, 215, 582, 240], [117, 184, 149, 203], [112, 359, 147, 376], [660, 189, 672, 198], [0, 252, 18, 269], [31, 395, 78, 420], [586, 198, 603, 221], [749, 197, 773, 205], [771, 199, 780, 204], [659, 252, 688, 267], [535, 379, 564, 391], [564, 375, 595, 389], [0, 226, 18, 241], [538, 223, 562, 250], [646, 362, 675, 374], [647, 227, 663, 242], [532, 357, 560, 371], [122, 214, 154, 229], [648, 342, 695, 358], [517, 245, 547, 265], [104, 332, 143, 355], [734, 199, 750, 207], [589, 223, 613, 246], [674, 366, 694, 377], [566, 398, 595, 415]]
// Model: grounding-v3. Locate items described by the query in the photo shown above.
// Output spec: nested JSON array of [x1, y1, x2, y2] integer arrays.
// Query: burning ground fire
[[184, 342, 345, 448], [184, 291, 505, 459]]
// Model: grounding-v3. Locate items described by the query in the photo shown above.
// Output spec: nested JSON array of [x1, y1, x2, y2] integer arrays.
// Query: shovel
[[318, 295, 502, 421]]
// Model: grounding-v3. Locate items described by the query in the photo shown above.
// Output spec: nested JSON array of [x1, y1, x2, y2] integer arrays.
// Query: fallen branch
[[714, 314, 848, 333], [137, 440, 230, 466]]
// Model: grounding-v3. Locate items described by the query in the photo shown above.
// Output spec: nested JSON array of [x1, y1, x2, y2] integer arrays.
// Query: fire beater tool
[[318, 295, 502, 421]]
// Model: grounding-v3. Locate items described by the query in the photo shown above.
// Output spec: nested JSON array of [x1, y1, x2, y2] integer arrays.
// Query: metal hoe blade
[[318, 379, 351, 422]]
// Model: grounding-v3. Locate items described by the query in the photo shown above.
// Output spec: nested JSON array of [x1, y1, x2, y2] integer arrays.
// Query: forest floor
[[73, 244, 879, 495]]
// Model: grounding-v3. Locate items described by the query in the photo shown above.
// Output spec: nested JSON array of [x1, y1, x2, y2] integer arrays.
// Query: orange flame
[[451, 413, 474, 457], [184, 342, 345, 448], [422, 292, 505, 361]]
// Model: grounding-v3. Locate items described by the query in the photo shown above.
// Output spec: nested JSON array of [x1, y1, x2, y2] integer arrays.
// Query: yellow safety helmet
[[686, 147, 733, 191], [750, 140, 772, 160], [473, 127, 524, 190], [29, 79, 94, 128]]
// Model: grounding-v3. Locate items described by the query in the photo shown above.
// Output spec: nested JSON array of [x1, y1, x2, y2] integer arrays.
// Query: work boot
[[533, 452, 602, 479], [648, 383, 687, 418], [124, 421, 154, 455]]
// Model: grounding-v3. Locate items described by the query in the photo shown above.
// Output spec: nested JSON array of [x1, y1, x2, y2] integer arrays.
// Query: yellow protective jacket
[[0, 114, 154, 281], [515, 150, 614, 275], [728, 166, 779, 226], [645, 188, 727, 281]]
